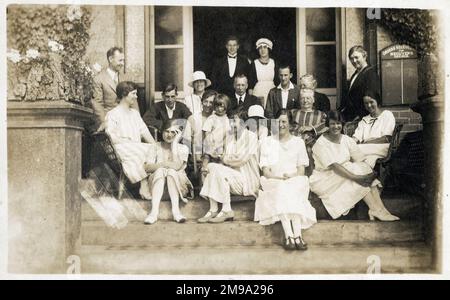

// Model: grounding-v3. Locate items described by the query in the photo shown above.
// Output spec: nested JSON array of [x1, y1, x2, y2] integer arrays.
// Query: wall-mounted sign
[[380, 44, 418, 106]]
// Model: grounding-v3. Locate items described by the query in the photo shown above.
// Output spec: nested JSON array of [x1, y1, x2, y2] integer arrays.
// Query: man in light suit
[[91, 47, 138, 132], [211, 36, 250, 99], [265, 65, 301, 119]]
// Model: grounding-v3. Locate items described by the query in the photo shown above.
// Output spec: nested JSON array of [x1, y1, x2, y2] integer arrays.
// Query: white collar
[[228, 53, 237, 58], [106, 67, 117, 80], [277, 82, 295, 91], [235, 93, 246, 100], [362, 111, 383, 123], [165, 103, 176, 111]]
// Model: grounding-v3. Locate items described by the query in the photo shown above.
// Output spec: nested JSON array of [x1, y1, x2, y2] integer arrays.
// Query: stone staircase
[[78, 191, 432, 274]]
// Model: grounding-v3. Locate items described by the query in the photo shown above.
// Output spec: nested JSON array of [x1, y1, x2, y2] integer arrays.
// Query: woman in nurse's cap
[[248, 38, 278, 109]]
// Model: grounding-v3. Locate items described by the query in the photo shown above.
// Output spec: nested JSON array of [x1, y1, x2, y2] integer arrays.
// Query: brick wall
[[388, 106, 423, 140]]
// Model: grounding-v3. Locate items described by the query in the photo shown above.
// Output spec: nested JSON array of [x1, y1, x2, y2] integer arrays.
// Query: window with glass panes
[[298, 8, 341, 109]]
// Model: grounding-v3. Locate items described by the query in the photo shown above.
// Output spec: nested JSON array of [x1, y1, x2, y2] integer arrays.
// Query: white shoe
[[144, 214, 157, 225], [173, 213, 186, 223]]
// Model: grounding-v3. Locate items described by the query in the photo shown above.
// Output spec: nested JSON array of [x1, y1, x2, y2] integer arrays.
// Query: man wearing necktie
[[211, 36, 250, 99], [228, 74, 262, 117], [90, 47, 138, 132]]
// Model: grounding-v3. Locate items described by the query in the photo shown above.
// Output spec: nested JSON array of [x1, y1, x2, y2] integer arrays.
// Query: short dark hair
[[277, 109, 291, 122], [363, 88, 382, 106], [225, 35, 239, 45], [278, 64, 292, 73], [234, 74, 248, 84], [116, 81, 136, 100], [162, 83, 178, 95], [106, 47, 123, 62], [201, 89, 218, 102], [325, 110, 346, 127], [161, 118, 181, 133]]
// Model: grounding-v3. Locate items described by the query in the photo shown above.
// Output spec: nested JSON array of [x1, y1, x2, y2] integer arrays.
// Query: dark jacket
[[314, 91, 331, 113], [142, 101, 192, 130], [228, 93, 262, 117], [211, 54, 250, 98], [265, 84, 301, 119], [341, 65, 380, 121]]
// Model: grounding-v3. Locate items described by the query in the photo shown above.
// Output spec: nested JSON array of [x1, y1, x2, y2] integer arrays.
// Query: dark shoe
[[174, 213, 187, 223], [208, 210, 234, 223], [283, 237, 296, 251], [294, 236, 308, 250]]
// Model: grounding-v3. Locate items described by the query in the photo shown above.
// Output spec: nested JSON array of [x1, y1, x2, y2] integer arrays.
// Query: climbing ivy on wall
[[7, 5, 94, 104], [377, 9, 438, 57]]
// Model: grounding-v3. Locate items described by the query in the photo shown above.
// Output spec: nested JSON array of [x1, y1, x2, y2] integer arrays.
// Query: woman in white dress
[[143, 119, 193, 224], [255, 111, 316, 251], [248, 38, 277, 109], [198, 112, 260, 223], [352, 89, 396, 167], [182, 71, 212, 114], [105, 81, 155, 199], [310, 111, 399, 221]]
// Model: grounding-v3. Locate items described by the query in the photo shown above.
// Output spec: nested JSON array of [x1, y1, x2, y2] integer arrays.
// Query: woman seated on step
[[352, 89, 396, 168], [309, 111, 399, 221], [198, 105, 260, 223], [143, 119, 194, 225], [105, 81, 155, 199], [255, 110, 317, 251]]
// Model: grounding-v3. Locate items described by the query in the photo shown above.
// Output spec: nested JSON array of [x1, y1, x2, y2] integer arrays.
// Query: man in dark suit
[[143, 83, 194, 133], [228, 75, 262, 117], [265, 65, 301, 119], [211, 36, 250, 99]]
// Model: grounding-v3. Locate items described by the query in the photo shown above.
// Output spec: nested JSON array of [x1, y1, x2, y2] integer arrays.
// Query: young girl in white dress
[[352, 90, 396, 167], [255, 111, 317, 251], [143, 120, 193, 224], [309, 111, 399, 221]]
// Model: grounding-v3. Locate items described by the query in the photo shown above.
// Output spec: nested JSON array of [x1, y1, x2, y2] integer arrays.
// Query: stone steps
[[81, 192, 424, 222], [79, 242, 432, 274], [81, 220, 424, 247]]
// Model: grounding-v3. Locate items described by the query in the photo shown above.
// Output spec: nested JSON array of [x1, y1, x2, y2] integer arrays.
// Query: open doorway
[[193, 7, 297, 83]]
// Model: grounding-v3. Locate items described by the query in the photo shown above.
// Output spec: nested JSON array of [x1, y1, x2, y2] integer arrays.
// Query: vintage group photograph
[[3, 0, 446, 276]]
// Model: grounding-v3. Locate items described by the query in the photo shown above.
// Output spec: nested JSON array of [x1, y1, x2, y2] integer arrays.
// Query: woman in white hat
[[246, 104, 268, 141], [182, 71, 212, 115], [248, 38, 278, 109]]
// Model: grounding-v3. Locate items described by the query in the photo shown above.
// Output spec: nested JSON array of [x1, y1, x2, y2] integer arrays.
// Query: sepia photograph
[[1, 0, 448, 279]]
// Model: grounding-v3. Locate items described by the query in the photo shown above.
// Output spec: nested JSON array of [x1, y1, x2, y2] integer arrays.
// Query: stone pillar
[[411, 96, 444, 273], [7, 101, 93, 274]]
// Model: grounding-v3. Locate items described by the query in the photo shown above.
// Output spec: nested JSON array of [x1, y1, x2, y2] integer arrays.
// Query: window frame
[[145, 6, 193, 105], [297, 8, 342, 109]]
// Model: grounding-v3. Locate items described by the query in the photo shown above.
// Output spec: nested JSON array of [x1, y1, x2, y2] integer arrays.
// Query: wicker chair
[[374, 123, 403, 189], [91, 131, 128, 199]]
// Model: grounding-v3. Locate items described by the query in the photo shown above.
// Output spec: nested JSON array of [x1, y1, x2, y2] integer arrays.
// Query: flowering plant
[[7, 5, 95, 104]]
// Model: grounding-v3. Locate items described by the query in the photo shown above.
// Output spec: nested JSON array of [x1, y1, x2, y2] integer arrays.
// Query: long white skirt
[[115, 142, 153, 184], [200, 163, 247, 204], [253, 80, 275, 109], [309, 161, 380, 219], [255, 176, 316, 228]]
